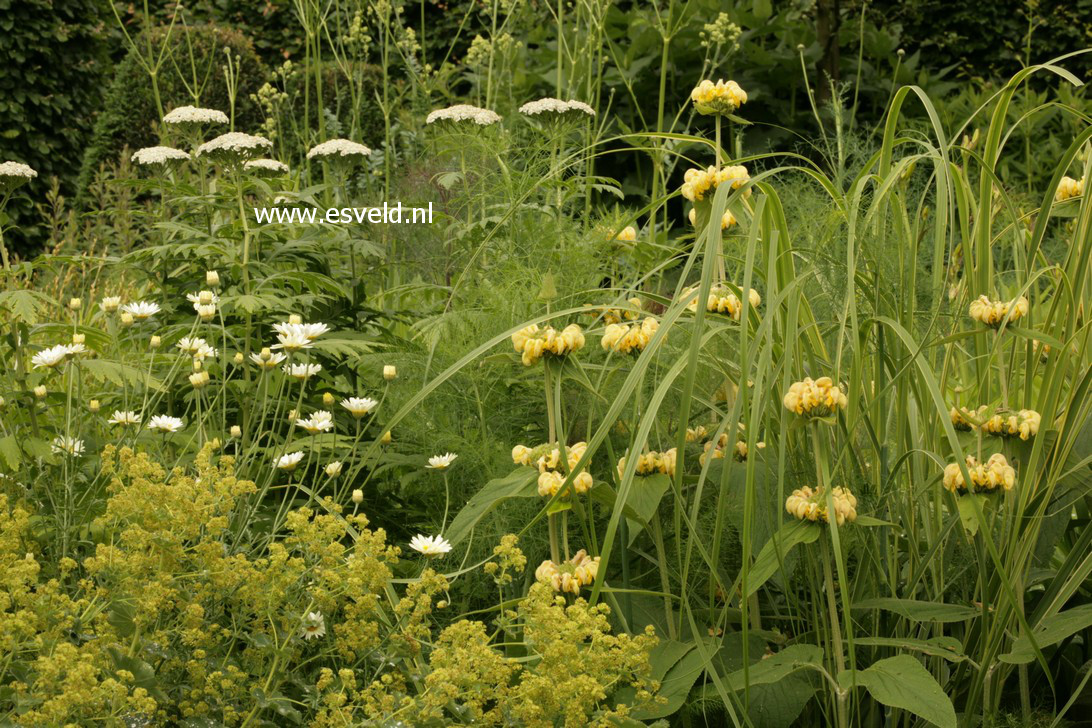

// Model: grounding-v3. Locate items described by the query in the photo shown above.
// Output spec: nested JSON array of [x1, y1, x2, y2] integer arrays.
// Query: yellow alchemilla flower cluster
[[602, 317, 659, 355], [680, 164, 750, 202], [783, 377, 848, 417], [511, 323, 585, 366], [684, 283, 761, 320], [969, 294, 1029, 328], [785, 485, 859, 525], [943, 454, 1016, 494], [534, 549, 600, 594], [690, 79, 747, 115], [513, 442, 594, 497], [1056, 176, 1085, 202], [616, 448, 677, 479], [951, 406, 1041, 440]]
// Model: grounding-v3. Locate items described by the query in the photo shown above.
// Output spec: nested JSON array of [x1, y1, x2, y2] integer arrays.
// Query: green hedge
[[77, 23, 269, 199], [0, 0, 112, 255]]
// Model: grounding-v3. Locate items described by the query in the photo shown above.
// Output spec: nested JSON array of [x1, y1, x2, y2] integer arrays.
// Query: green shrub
[[76, 23, 268, 200]]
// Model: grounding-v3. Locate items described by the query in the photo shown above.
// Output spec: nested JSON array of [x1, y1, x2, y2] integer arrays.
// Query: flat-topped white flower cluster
[[518, 97, 595, 117], [0, 161, 37, 180], [131, 146, 191, 166], [162, 105, 229, 126], [425, 104, 503, 126], [306, 138, 372, 159]]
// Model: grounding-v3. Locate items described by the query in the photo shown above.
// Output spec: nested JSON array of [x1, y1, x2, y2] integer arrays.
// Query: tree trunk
[[816, 0, 841, 104]]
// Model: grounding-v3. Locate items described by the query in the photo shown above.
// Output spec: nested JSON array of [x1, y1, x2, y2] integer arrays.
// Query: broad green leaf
[[1001, 604, 1092, 664], [445, 467, 537, 545], [853, 598, 978, 622], [746, 520, 820, 597], [725, 644, 825, 691], [745, 675, 816, 728], [956, 494, 985, 536], [844, 654, 956, 728], [0, 436, 20, 471], [631, 643, 706, 720], [624, 473, 672, 543]]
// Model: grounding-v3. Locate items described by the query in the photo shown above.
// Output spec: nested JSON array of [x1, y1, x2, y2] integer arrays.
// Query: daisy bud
[[289, 314, 303, 325], [260, 347, 272, 362], [230, 425, 242, 438], [88, 399, 100, 413], [150, 335, 161, 349], [323, 392, 335, 406], [436, 600, 448, 609], [71, 333, 85, 345], [206, 270, 220, 287], [101, 297, 120, 313], [34, 385, 47, 399], [380, 430, 392, 444], [193, 359, 203, 372], [288, 409, 298, 421], [198, 290, 214, 305], [209, 438, 221, 450], [120, 312, 134, 327], [69, 298, 82, 310], [352, 489, 364, 503], [383, 365, 397, 380], [325, 461, 343, 478], [233, 352, 244, 365]]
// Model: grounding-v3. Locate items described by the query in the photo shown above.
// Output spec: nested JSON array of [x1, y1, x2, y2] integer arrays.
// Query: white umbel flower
[[409, 534, 453, 557], [306, 139, 372, 160], [300, 611, 326, 640], [108, 410, 141, 426], [121, 301, 161, 320], [244, 158, 290, 175], [131, 146, 191, 166], [51, 436, 85, 457], [283, 363, 322, 380], [147, 415, 185, 433], [32, 344, 72, 369], [518, 97, 596, 117], [426, 104, 502, 126], [296, 410, 335, 434], [426, 452, 458, 469], [340, 397, 378, 418], [0, 161, 37, 193], [162, 106, 229, 126], [276, 451, 305, 471], [196, 132, 273, 163]]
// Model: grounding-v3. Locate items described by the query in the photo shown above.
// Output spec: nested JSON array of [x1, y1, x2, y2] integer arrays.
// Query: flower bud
[[88, 399, 100, 413], [383, 365, 397, 380], [69, 297, 82, 310], [288, 409, 298, 421], [120, 312, 134, 327], [230, 425, 242, 438], [351, 489, 364, 503], [193, 359, 203, 372], [150, 335, 162, 349], [209, 438, 222, 450], [34, 385, 47, 399], [233, 352, 244, 365], [260, 347, 272, 361], [101, 297, 120, 313], [289, 314, 303, 325], [206, 270, 220, 287], [198, 290, 214, 305], [71, 333, 85, 346], [325, 461, 343, 478], [323, 392, 335, 406], [380, 430, 392, 444]]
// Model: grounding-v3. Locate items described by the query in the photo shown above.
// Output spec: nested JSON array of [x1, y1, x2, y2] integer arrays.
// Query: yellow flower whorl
[[690, 79, 747, 116], [942, 453, 1016, 494], [968, 295, 1029, 328], [601, 317, 659, 354], [785, 485, 858, 525], [511, 323, 586, 366], [782, 377, 848, 418], [535, 549, 600, 594]]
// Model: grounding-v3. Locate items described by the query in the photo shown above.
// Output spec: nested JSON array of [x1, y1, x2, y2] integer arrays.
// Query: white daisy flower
[[275, 451, 305, 470], [51, 436, 85, 457], [147, 415, 185, 433], [409, 534, 453, 557], [300, 611, 326, 640], [176, 337, 210, 355], [121, 301, 161, 320], [32, 344, 71, 369], [426, 104, 502, 126], [296, 410, 334, 434], [340, 397, 378, 418], [306, 139, 372, 160], [249, 351, 287, 370], [272, 327, 312, 352], [108, 410, 141, 426], [162, 105, 229, 126], [283, 363, 322, 380], [131, 146, 191, 166], [100, 296, 122, 313], [426, 452, 458, 469]]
